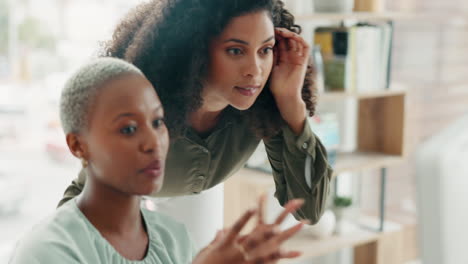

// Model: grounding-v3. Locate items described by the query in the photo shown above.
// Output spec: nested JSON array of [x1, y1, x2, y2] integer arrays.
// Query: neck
[[188, 88, 230, 134], [188, 105, 224, 135], [77, 172, 143, 235]]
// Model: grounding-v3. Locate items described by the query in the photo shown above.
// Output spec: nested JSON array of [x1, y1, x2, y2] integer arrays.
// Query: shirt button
[[197, 175, 205, 181], [302, 142, 309, 149], [197, 147, 208, 153]]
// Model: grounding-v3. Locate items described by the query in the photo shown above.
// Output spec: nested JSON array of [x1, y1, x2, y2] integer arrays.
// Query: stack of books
[[314, 23, 393, 92]]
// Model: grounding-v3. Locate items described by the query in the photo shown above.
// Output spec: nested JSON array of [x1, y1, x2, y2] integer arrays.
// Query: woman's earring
[[81, 158, 88, 168]]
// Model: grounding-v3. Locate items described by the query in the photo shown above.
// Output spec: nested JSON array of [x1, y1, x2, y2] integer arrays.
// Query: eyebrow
[[112, 105, 163, 123], [223, 36, 275, 45]]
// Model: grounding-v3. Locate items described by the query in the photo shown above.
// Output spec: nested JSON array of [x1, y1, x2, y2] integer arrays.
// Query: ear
[[66, 133, 89, 160]]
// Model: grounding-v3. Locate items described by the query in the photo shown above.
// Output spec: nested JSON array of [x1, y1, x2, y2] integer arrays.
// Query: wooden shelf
[[279, 216, 402, 263], [295, 12, 466, 25], [333, 151, 404, 176], [281, 230, 377, 262], [318, 83, 407, 101], [246, 151, 404, 178], [358, 94, 406, 156], [319, 89, 406, 102], [296, 12, 415, 22]]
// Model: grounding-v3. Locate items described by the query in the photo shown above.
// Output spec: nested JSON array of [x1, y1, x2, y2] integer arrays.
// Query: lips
[[236, 84, 261, 89], [235, 85, 261, 96], [140, 159, 163, 179]]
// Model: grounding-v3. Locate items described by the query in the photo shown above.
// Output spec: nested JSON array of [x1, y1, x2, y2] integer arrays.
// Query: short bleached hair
[[60, 57, 143, 134]]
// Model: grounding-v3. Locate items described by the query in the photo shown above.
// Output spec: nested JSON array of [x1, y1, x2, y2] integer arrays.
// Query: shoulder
[[9, 200, 95, 264]]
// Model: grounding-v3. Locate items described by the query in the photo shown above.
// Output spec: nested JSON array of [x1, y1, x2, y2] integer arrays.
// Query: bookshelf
[[296, 12, 414, 22]]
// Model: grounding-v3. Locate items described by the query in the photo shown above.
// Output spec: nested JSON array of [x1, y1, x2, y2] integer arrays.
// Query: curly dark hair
[[101, 0, 317, 139]]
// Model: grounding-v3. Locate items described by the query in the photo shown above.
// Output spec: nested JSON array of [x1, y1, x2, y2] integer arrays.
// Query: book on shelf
[[314, 27, 351, 92], [313, 22, 393, 93]]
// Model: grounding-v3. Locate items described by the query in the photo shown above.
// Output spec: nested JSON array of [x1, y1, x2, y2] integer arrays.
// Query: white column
[[149, 183, 224, 251]]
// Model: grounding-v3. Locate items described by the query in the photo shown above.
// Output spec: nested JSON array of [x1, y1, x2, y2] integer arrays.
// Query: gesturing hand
[[192, 195, 307, 264], [192, 208, 256, 264], [236, 195, 307, 263]]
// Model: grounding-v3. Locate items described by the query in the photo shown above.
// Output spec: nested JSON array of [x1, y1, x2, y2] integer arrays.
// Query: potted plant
[[332, 195, 353, 234]]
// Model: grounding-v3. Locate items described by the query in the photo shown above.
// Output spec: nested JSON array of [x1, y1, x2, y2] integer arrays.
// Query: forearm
[[275, 95, 307, 135]]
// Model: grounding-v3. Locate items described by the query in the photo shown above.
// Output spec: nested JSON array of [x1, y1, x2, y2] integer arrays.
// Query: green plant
[[333, 196, 352, 208], [18, 17, 56, 50], [0, 0, 9, 55]]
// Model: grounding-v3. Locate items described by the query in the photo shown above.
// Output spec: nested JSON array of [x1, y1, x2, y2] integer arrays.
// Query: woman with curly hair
[[59, 0, 333, 247]]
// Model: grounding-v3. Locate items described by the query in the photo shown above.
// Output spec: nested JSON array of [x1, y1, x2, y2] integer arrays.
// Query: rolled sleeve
[[281, 120, 317, 159], [264, 121, 333, 224]]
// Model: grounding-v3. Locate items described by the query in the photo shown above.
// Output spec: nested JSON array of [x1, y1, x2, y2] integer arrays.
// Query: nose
[[242, 55, 262, 78], [140, 125, 167, 155]]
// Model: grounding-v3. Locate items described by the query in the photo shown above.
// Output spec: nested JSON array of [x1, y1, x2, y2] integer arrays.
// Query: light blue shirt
[[9, 198, 196, 264]]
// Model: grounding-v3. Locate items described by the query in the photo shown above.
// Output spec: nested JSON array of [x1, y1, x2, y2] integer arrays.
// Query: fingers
[[248, 250, 302, 264], [217, 195, 306, 264], [274, 199, 305, 225], [235, 243, 250, 261], [222, 208, 256, 246], [257, 193, 267, 225], [275, 37, 287, 66], [275, 28, 306, 46], [213, 228, 230, 244], [233, 194, 307, 261], [275, 27, 298, 38], [274, 221, 306, 244], [237, 222, 306, 262], [244, 222, 305, 261], [297, 39, 304, 57], [264, 250, 302, 262], [279, 250, 302, 259], [236, 234, 248, 242], [241, 224, 279, 253], [276, 34, 288, 54], [275, 28, 310, 59], [288, 38, 297, 53]]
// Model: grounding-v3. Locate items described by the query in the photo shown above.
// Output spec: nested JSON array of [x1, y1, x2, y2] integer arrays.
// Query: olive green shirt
[[59, 117, 333, 223]]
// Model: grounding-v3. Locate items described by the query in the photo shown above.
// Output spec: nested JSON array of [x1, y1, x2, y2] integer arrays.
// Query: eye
[[153, 118, 165, 128], [120, 125, 137, 135], [260, 47, 273, 55], [227, 47, 243, 56]]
